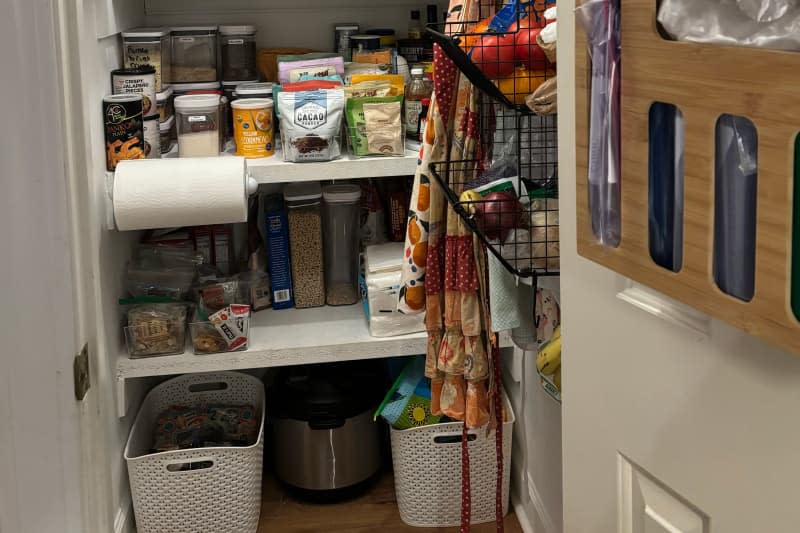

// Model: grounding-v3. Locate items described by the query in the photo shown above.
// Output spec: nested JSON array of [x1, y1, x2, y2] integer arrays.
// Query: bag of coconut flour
[[278, 89, 344, 162]]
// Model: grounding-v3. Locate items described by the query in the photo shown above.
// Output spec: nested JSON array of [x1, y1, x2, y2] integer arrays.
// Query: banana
[[536, 334, 561, 376], [553, 367, 561, 392]]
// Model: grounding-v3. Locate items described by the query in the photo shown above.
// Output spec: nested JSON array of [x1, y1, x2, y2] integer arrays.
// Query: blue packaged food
[[264, 194, 295, 309]]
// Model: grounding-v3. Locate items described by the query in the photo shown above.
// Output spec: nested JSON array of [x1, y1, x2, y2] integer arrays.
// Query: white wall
[[559, 2, 800, 532], [145, 0, 449, 52]]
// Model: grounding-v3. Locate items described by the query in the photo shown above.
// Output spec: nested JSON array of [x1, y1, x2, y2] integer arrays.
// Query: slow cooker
[[270, 361, 385, 494]]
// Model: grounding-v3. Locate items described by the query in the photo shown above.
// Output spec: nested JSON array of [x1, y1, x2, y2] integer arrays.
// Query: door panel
[[559, 2, 800, 533]]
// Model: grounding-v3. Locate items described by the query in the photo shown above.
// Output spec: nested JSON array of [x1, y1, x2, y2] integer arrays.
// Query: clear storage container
[[174, 94, 220, 157], [284, 182, 325, 308], [122, 27, 171, 92], [220, 25, 258, 81], [234, 82, 273, 100], [322, 184, 362, 306], [159, 115, 174, 154], [170, 26, 218, 83], [155, 85, 173, 123], [171, 81, 221, 96]]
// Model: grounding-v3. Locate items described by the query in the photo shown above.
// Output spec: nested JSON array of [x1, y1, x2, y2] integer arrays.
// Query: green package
[[345, 95, 404, 156]]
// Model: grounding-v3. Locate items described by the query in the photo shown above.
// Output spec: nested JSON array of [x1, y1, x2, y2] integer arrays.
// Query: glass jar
[[122, 27, 171, 92], [159, 115, 175, 154], [219, 25, 258, 81], [170, 26, 218, 83], [322, 184, 362, 306], [174, 94, 220, 157], [284, 182, 325, 308], [405, 67, 433, 139]]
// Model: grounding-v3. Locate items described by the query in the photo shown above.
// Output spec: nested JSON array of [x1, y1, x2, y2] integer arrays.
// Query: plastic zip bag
[[576, 0, 621, 247], [714, 115, 758, 301], [658, 0, 800, 51]]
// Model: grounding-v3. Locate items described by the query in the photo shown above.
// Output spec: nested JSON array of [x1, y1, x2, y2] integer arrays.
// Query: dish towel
[[488, 252, 522, 332]]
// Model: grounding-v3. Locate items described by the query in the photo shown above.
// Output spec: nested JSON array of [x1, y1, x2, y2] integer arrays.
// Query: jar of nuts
[[284, 182, 325, 308]]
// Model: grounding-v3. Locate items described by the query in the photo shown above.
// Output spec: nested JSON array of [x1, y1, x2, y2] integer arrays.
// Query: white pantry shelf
[[246, 148, 420, 182], [117, 304, 425, 381], [116, 303, 513, 380], [114, 303, 512, 417], [160, 142, 419, 182]]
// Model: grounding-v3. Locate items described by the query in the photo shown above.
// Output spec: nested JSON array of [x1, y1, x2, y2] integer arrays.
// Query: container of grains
[[174, 94, 220, 157], [322, 184, 362, 306], [170, 26, 218, 83], [159, 115, 174, 154], [122, 27, 171, 92], [219, 25, 258, 81], [284, 182, 325, 308], [155, 85, 173, 122], [334, 23, 359, 61]]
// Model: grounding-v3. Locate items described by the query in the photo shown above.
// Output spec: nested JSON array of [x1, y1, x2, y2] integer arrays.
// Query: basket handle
[[186, 380, 230, 394], [165, 457, 215, 473], [431, 432, 479, 445]]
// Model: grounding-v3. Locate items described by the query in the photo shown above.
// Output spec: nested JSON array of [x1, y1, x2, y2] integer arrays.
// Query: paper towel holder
[[106, 158, 261, 231]]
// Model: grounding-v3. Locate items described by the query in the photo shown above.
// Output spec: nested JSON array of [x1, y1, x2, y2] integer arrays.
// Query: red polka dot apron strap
[[493, 342, 505, 533], [460, 420, 472, 532]]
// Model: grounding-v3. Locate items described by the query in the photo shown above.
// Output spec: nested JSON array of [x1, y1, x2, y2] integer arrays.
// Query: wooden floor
[[258, 472, 523, 533]]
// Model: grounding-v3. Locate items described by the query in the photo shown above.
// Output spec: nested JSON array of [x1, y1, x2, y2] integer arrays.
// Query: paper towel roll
[[113, 157, 251, 231]]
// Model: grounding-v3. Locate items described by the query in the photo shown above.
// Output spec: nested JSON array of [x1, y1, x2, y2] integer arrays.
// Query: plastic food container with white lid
[[284, 182, 325, 308], [219, 25, 258, 81], [170, 26, 218, 83], [174, 94, 221, 158], [122, 27, 171, 92], [171, 81, 221, 96], [322, 184, 362, 306]]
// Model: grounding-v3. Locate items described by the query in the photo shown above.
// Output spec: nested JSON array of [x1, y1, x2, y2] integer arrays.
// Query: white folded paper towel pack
[[113, 157, 258, 231]]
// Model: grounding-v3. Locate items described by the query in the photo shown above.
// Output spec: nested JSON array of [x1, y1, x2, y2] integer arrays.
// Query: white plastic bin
[[124, 372, 265, 533], [390, 392, 514, 527]]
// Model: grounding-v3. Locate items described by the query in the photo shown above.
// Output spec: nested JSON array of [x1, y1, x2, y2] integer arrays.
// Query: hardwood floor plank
[[258, 472, 522, 532]]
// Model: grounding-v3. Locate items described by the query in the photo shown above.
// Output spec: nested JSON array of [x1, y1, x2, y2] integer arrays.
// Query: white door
[[559, 3, 800, 533], [0, 0, 97, 531]]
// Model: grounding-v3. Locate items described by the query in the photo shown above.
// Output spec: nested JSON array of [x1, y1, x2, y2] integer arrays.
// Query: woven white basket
[[390, 392, 514, 528], [124, 372, 265, 533]]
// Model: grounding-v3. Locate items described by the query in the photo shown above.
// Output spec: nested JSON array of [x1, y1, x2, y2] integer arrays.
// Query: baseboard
[[513, 497, 536, 533], [527, 472, 558, 533], [114, 494, 134, 533]]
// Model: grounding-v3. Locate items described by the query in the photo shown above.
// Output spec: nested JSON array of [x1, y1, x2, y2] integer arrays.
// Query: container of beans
[[322, 184, 362, 306], [219, 25, 258, 81], [284, 182, 325, 308]]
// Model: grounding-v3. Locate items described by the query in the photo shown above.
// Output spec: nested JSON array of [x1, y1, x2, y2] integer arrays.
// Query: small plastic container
[[171, 81, 221, 96], [322, 184, 362, 306], [222, 79, 259, 103], [174, 94, 221, 157], [159, 115, 175, 154], [189, 316, 251, 355], [124, 303, 187, 358], [155, 85, 173, 123], [170, 26, 218, 83], [122, 27, 171, 92], [220, 25, 258, 81], [284, 182, 325, 308], [234, 82, 274, 100]]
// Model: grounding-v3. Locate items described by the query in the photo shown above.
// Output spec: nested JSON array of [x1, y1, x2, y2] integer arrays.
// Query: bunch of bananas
[[535, 325, 561, 392]]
